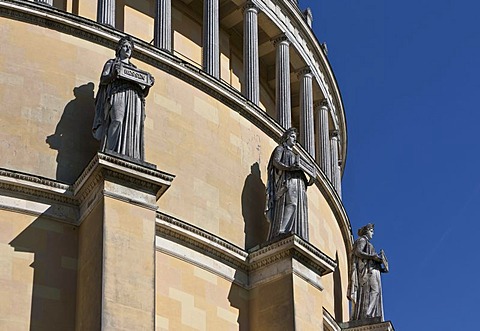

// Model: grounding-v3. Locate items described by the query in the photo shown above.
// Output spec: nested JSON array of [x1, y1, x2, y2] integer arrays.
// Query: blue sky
[[299, 0, 480, 329]]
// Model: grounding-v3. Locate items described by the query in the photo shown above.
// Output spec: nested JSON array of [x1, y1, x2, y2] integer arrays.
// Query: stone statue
[[92, 35, 154, 161], [347, 223, 388, 322], [265, 128, 315, 241]]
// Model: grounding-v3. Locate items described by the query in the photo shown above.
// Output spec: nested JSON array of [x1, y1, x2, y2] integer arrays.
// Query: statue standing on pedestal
[[265, 128, 315, 241], [347, 223, 388, 322], [92, 36, 154, 161]]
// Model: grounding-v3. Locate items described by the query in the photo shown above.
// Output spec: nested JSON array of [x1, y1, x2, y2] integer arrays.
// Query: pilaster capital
[[272, 34, 290, 47], [297, 66, 313, 79], [314, 99, 329, 112], [243, 1, 259, 13]]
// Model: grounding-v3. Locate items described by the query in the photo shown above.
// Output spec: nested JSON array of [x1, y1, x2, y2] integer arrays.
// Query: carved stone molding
[[156, 212, 336, 290], [0, 153, 174, 225], [340, 320, 395, 331]]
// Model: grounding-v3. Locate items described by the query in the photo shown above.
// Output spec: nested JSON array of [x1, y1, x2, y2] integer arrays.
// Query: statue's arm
[[353, 238, 381, 261], [99, 60, 116, 85], [271, 147, 297, 171]]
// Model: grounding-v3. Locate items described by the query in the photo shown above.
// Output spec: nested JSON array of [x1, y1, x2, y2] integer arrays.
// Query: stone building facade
[[0, 0, 368, 330]]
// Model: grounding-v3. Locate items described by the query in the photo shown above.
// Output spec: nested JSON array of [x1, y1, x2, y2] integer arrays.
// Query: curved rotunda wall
[[0, 0, 351, 328]]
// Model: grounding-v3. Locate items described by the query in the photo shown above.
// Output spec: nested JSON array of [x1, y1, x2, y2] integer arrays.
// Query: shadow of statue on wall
[[241, 162, 269, 250], [9, 209, 78, 331], [46, 83, 99, 184], [334, 251, 344, 321], [228, 272, 250, 331]]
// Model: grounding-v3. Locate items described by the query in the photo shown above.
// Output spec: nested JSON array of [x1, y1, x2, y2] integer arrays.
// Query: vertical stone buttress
[[298, 67, 315, 156], [154, 0, 172, 51], [315, 100, 331, 180], [97, 0, 115, 27], [274, 35, 291, 129], [203, 0, 220, 78], [243, 2, 260, 105]]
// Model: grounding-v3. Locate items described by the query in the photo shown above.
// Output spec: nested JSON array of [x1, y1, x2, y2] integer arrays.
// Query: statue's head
[[358, 223, 374, 238], [116, 35, 134, 59], [280, 127, 298, 147]]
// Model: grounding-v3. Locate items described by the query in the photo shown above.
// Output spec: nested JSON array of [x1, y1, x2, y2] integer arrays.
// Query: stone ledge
[[340, 319, 395, 331], [156, 213, 336, 290], [0, 153, 174, 225]]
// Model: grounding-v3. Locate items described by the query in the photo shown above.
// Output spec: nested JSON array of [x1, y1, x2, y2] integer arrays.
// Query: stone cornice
[[0, 153, 174, 224], [156, 212, 337, 280], [156, 211, 249, 270], [248, 234, 336, 276], [0, 168, 76, 206], [341, 321, 395, 331]]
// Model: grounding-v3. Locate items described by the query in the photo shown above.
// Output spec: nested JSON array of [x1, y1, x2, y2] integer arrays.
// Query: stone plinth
[[340, 319, 395, 331], [74, 153, 174, 330], [248, 234, 337, 330]]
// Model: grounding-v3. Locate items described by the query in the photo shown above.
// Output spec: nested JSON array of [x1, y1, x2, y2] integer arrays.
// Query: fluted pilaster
[[315, 100, 331, 180], [330, 130, 341, 197], [203, 0, 220, 78], [154, 0, 172, 51], [97, 0, 115, 27], [35, 0, 53, 5], [243, 2, 260, 105], [298, 67, 315, 156], [274, 35, 291, 129]]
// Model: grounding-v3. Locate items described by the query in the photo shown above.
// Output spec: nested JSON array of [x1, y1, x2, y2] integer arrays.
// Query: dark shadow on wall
[[241, 162, 269, 250], [9, 210, 78, 331], [334, 251, 344, 322], [228, 272, 250, 331], [53, 0, 67, 11], [46, 83, 99, 184]]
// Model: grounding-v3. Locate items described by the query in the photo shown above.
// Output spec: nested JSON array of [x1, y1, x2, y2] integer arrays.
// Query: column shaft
[[243, 3, 260, 105], [315, 100, 331, 180], [203, 0, 220, 78], [330, 131, 341, 196], [154, 0, 172, 51], [298, 68, 315, 156], [274, 36, 291, 129], [97, 0, 115, 27]]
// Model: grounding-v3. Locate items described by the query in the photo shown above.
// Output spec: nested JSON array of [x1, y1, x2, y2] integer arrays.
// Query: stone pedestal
[[340, 319, 395, 331], [248, 235, 336, 330], [74, 153, 174, 330]]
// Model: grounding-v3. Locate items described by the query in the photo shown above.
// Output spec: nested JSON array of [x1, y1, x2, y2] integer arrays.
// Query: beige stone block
[[154, 93, 183, 115], [78, 0, 97, 21], [169, 287, 207, 331], [104, 299, 153, 330], [193, 96, 220, 125], [124, 5, 154, 43], [155, 315, 170, 331], [216, 306, 238, 324], [194, 266, 218, 285]]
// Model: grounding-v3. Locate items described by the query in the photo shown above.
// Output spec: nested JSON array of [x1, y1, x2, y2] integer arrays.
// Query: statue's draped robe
[[265, 145, 309, 241], [347, 236, 384, 321], [93, 59, 145, 160]]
